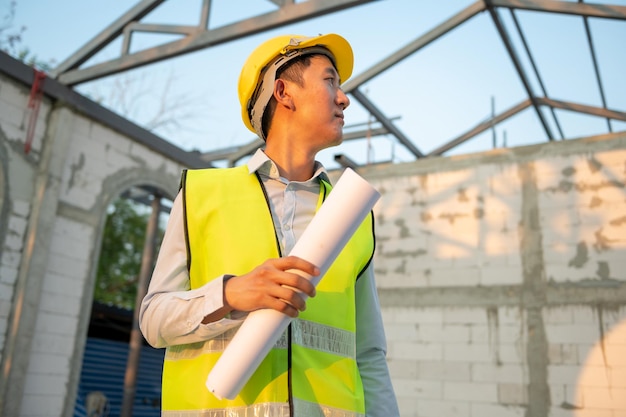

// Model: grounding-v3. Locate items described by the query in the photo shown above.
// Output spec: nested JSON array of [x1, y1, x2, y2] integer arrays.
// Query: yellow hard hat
[[238, 33, 354, 139]]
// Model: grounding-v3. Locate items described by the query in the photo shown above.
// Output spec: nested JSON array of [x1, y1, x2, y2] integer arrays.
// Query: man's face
[[290, 55, 351, 151]]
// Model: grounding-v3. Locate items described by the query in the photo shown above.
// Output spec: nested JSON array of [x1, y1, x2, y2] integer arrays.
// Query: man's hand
[[224, 256, 319, 318]]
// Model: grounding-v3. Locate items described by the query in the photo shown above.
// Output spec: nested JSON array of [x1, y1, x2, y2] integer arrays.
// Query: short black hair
[[261, 53, 328, 139]]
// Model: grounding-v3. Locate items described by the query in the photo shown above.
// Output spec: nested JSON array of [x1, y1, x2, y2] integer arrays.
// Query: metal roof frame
[[51, 0, 626, 167], [51, 0, 378, 85]]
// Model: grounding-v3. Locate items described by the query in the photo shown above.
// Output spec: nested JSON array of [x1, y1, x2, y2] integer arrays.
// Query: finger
[[261, 292, 301, 317], [279, 272, 316, 298], [272, 285, 307, 311], [273, 256, 320, 277], [276, 303, 300, 318]]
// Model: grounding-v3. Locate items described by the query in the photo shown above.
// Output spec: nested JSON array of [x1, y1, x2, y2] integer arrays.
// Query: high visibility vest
[[161, 165, 374, 416]]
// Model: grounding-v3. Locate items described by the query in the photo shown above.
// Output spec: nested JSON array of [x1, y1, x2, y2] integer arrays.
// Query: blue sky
[[6, 0, 626, 169]]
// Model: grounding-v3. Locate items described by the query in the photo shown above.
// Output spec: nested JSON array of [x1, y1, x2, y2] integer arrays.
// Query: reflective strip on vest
[[161, 398, 364, 417], [161, 402, 289, 417], [165, 319, 354, 361], [292, 320, 355, 358], [294, 398, 365, 417]]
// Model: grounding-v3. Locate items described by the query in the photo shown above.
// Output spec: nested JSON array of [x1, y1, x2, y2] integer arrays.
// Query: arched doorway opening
[[74, 185, 172, 417]]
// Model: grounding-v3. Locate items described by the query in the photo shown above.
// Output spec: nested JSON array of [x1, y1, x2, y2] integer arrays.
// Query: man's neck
[[264, 140, 317, 182]]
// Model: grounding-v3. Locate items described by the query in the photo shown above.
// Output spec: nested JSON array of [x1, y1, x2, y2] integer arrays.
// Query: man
[[140, 33, 399, 417]]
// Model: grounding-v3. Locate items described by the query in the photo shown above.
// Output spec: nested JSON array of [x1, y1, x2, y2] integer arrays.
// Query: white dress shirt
[[139, 149, 399, 416]]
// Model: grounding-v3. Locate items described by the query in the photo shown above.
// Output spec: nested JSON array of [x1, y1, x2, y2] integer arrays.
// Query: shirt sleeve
[[355, 263, 400, 417], [139, 192, 245, 348]]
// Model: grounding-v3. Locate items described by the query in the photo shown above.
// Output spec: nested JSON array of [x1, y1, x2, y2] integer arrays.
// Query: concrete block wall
[[361, 134, 626, 417], [381, 306, 528, 417], [0, 70, 183, 416]]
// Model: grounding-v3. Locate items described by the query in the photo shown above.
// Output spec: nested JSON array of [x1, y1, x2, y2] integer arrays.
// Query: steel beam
[[265, 0, 291, 6], [342, 126, 390, 141], [536, 97, 626, 122], [199, 125, 391, 166], [50, 0, 165, 78], [428, 96, 626, 157], [124, 22, 201, 35], [227, 138, 265, 166], [121, 23, 202, 55], [350, 88, 424, 158], [427, 98, 532, 157], [334, 154, 359, 169], [581, 8, 612, 131], [509, 10, 564, 139], [342, 1, 485, 92], [200, 0, 211, 29], [489, 0, 626, 20], [56, 0, 376, 85], [485, 1, 555, 140]]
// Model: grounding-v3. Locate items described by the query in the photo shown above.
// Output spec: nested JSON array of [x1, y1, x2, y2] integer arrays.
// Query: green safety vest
[[161, 165, 374, 416]]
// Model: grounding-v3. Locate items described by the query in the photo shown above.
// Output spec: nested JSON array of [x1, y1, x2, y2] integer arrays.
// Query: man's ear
[[273, 79, 295, 110]]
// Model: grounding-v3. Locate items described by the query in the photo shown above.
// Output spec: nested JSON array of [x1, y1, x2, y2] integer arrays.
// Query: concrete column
[[0, 106, 75, 417], [518, 161, 550, 417]]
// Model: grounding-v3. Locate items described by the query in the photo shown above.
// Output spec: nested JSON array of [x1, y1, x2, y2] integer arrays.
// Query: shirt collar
[[247, 148, 330, 184]]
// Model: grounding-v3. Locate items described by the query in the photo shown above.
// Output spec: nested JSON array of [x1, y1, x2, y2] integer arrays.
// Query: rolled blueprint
[[205, 167, 381, 400]]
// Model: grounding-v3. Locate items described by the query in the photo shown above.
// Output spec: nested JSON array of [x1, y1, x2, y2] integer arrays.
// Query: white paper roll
[[206, 167, 381, 400]]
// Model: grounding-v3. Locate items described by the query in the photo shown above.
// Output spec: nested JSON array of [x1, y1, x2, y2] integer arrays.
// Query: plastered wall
[[1, 60, 626, 417]]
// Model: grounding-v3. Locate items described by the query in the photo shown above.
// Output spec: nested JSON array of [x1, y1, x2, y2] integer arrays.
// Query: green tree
[[95, 197, 164, 309]]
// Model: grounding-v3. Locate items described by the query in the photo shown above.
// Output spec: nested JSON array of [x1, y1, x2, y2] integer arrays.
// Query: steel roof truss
[[55, 0, 376, 86], [428, 98, 532, 157], [47, 0, 626, 168]]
